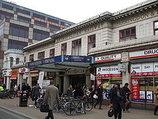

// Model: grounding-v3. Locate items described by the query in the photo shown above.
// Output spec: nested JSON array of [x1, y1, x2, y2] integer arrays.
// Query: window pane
[[126, 29, 130, 36], [8, 39, 28, 50], [155, 22, 158, 29], [155, 30, 158, 35], [131, 28, 136, 34]]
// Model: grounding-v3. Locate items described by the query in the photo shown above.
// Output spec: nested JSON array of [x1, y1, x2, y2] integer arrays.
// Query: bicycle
[[64, 97, 87, 116]]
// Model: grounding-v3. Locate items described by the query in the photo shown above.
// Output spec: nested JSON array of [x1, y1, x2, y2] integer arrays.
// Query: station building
[[0, 0, 74, 88], [23, 0, 158, 109]]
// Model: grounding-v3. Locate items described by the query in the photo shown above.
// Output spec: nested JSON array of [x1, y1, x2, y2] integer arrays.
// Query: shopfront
[[94, 53, 122, 99], [10, 70, 18, 89], [129, 48, 158, 105]]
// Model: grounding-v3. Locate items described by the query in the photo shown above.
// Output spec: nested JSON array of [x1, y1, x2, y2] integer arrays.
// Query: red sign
[[131, 78, 140, 99], [96, 74, 122, 77], [131, 72, 158, 76]]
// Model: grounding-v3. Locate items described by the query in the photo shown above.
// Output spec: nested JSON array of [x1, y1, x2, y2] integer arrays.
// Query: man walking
[[122, 83, 133, 113], [44, 80, 59, 119], [109, 83, 126, 119]]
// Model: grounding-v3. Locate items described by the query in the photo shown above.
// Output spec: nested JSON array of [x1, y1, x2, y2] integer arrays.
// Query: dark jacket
[[110, 87, 126, 106], [122, 86, 131, 100]]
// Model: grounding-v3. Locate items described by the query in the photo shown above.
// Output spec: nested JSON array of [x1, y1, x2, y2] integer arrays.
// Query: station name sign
[[95, 54, 121, 63], [25, 55, 93, 68], [25, 57, 55, 68], [130, 48, 158, 59]]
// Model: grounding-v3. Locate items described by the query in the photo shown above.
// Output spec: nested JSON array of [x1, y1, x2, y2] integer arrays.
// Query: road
[[0, 107, 29, 119]]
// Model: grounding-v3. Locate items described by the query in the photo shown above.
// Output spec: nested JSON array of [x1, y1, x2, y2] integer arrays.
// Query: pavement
[[0, 97, 158, 119]]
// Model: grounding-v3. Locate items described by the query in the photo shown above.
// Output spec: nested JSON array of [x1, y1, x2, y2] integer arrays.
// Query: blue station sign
[[25, 55, 93, 68]]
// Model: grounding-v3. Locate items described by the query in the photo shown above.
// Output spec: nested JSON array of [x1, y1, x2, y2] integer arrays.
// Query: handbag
[[108, 108, 114, 117], [40, 102, 49, 112]]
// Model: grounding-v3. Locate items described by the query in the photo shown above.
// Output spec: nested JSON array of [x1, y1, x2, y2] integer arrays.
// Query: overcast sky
[[11, 0, 146, 23]]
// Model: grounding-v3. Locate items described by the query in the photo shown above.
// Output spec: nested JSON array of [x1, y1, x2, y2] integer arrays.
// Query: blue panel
[[55, 56, 62, 62], [63, 55, 92, 63]]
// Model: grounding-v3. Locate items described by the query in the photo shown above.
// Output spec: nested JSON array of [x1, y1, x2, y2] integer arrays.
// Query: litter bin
[[19, 91, 28, 107]]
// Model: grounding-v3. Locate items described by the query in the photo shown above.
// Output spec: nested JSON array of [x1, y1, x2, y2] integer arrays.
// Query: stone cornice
[[51, 12, 112, 39], [112, 0, 158, 20], [88, 35, 158, 56]]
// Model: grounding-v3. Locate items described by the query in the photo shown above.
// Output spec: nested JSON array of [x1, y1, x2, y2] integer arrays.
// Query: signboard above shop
[[130, 48, 158, 59], [96, 65, 121, 77], [131, 62, 158, 76], [25, 55, 93, 68], [95, 54, 121, 63]]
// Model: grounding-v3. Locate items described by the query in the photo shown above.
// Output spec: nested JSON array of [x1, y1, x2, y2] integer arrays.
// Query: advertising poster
[[131, 78, 140, 100], [146, 91, 153, 103], [139, 91, 145, 99]]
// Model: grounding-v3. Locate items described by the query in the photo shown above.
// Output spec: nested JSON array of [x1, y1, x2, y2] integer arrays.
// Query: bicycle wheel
[[84, 101, 93, 111], [63, 102, 75, 116]]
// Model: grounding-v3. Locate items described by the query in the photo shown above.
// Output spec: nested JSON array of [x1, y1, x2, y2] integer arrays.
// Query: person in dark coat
[[122, 83, 133, 113], [21, 83, 27, 92], [32, 83, 41, 106], [26, 84, 31, 98], [94, 84, 103, 109], [109, 83, 126, 119]]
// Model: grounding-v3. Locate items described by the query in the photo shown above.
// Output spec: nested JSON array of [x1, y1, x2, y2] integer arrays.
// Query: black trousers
[[46, 110, 54, 119], [154, 106, 158, 115], [94, 97, 103, 108], [113, 104, 122, 119]]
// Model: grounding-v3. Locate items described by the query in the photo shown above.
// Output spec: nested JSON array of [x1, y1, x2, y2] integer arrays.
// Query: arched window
[[10, 57, 13, 67], [16, 58, 19, 64]]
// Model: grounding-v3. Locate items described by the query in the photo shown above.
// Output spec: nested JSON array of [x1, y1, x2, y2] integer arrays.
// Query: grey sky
[[11, 0, 146, 23]]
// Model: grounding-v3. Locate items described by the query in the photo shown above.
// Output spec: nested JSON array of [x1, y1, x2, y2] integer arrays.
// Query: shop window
[[9, 23, 29, 38], [29, 54, 34, 61], [72, 39, 81, 55], [38, 51, 45, 59], [50, 49, 55, 57], [16, 58, 19, 64], [154, 21, 158, 35], [88, 34, 96, 52], [119, 27, 136, 42], [61, 43, 67, 55]]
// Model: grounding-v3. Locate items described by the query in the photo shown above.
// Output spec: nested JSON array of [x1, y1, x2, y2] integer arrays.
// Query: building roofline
[[1, 0, 74, 24], [23, 0, 158, 51]]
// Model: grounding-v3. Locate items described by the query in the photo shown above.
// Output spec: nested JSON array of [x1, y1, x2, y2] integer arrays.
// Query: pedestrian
[[67, 85, 74, 97], [32, 83, 41, 107], [153, 85, 158, 115], [21, 83, 27, 92], [94, 84, 103, 109], [44, 80, 59, 119], [122, 83, 133, 113], [26, 84, 31, 98], [109, 83, 126, 119], [89, 85, 96, 105]]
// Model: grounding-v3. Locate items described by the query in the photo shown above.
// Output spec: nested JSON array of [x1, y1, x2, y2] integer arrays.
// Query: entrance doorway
[[69, 75, 85, 88]]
